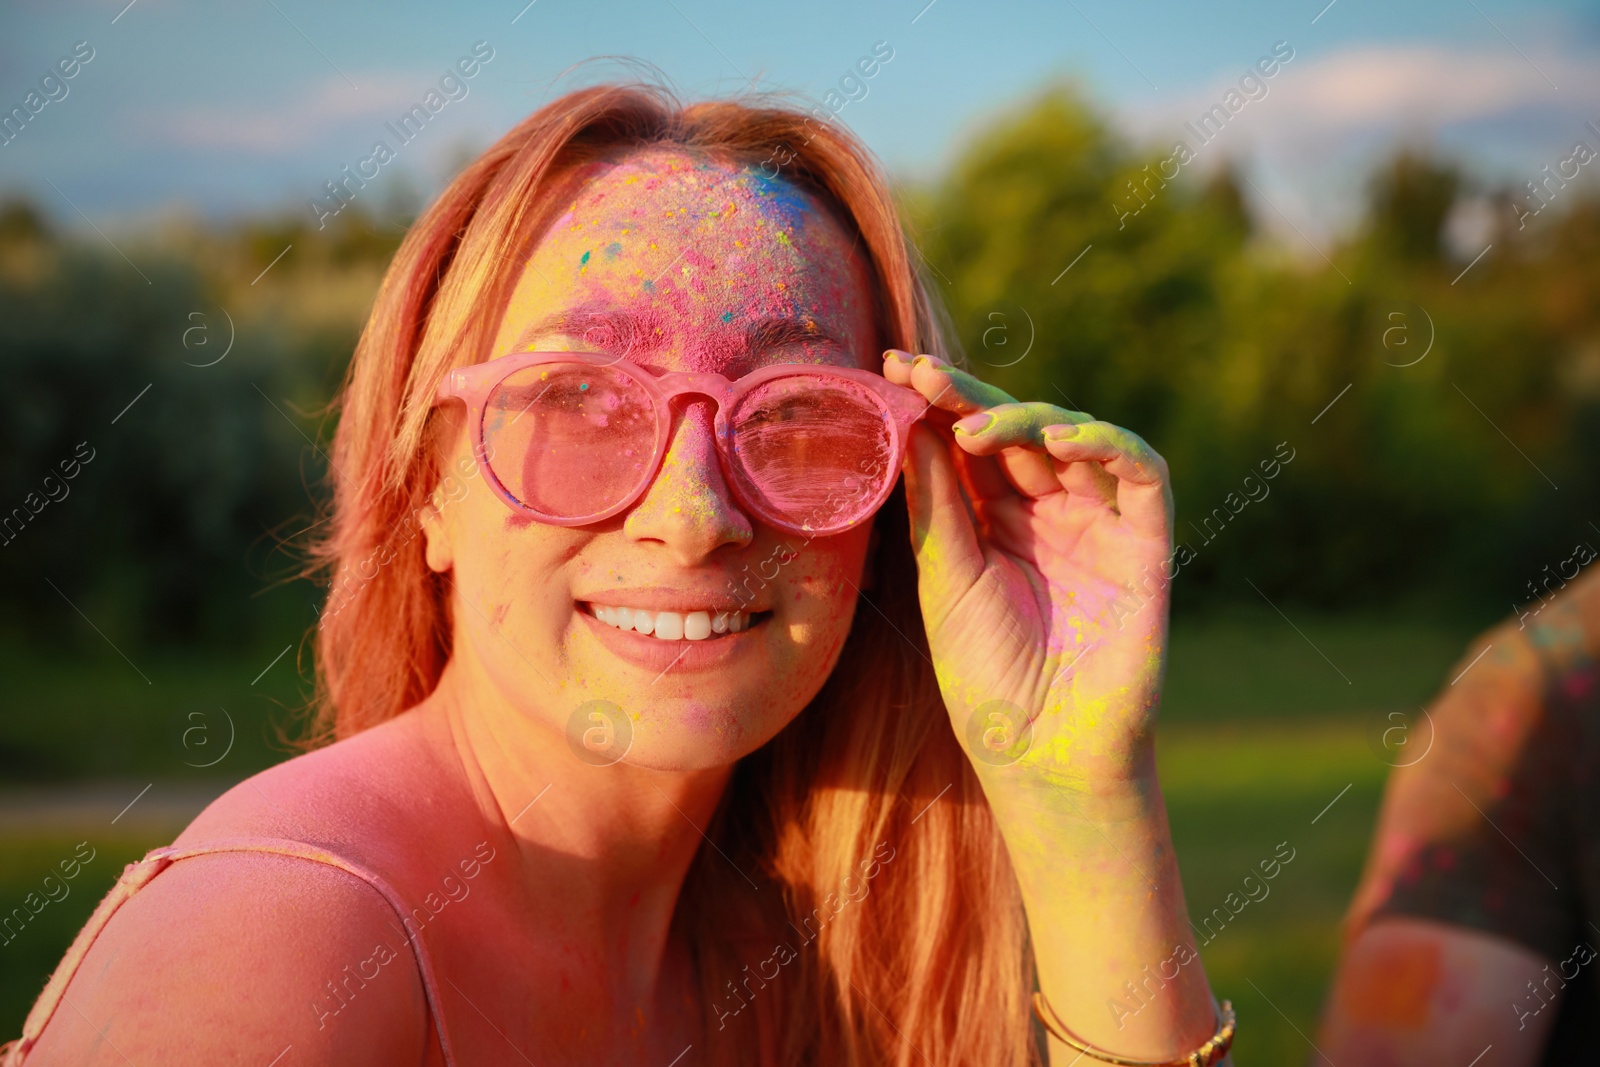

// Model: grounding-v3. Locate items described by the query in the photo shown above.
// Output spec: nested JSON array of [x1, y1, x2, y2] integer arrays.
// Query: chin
[[614, 696, 789, 772], [551, 677, 797, 772]]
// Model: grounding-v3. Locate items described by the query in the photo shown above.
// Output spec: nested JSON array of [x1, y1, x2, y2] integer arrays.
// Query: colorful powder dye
[[492, 147, 876, 376]]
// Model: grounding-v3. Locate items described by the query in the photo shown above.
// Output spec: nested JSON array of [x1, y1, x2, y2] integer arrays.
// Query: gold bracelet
[[1031, 990, 1235, 1067]]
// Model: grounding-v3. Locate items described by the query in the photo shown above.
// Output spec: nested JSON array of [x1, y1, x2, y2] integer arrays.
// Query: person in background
[[1318, 558, 1600, 1063]]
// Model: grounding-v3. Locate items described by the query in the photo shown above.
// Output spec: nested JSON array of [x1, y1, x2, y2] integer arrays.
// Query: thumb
[[902, 423, 985, 616]]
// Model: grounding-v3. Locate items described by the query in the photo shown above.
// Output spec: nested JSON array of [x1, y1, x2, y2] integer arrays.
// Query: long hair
[[309, 81, 1037, 1067]]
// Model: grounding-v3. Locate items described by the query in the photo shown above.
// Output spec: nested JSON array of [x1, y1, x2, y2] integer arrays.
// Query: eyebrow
[[511, 304, 847, 366]]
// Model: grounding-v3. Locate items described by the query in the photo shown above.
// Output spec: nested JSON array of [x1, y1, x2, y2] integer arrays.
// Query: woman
[[6, 84, 1233, 1066]]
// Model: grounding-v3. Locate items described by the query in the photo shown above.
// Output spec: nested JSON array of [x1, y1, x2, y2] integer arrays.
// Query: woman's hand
[[882, 350, 1175, 801], [884, 351, 1223, 1061]]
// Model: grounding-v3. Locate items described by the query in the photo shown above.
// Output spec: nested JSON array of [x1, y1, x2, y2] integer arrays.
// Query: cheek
[[772, 532, 872, 687], [446, 478, 580, 655]]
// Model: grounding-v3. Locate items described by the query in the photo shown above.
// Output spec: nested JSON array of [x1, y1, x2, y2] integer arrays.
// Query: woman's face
[[426, 147, 882, 771]]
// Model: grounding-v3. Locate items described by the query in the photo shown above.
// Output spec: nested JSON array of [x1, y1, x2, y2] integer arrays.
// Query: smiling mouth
[[580, 603, 771, 641]]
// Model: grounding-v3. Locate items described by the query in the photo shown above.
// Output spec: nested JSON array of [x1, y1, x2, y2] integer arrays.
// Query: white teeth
[[588, 604, 752, 640]]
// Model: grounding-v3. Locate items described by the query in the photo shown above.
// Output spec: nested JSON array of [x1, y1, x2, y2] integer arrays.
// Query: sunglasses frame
[[433, 351, 930, 535]]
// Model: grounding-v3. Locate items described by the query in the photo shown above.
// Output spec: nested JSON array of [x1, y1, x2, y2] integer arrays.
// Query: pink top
[[0, 837, 459, 1066]]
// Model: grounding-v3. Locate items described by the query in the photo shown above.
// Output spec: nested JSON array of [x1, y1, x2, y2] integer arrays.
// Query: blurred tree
[[1364, 151, 1462, 264], [910, 92, 1596, 615], [0, 202, 402, 651], [0, 198, 49, 243], [907, 87, 1251, 452]]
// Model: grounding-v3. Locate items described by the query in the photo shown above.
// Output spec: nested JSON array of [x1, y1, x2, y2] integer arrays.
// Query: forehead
[[490, 147, 879, 376]]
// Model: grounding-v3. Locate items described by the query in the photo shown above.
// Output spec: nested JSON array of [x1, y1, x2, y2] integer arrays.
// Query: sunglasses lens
[[728, 376, 897, 532], [483, 362, 656, 520]]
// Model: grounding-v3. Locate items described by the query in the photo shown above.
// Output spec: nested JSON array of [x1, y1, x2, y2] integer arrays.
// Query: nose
[[623, 398, 754, 564]]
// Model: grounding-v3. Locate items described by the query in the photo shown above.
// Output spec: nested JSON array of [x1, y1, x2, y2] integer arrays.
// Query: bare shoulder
[[176, 704, 466, 859], [23, 706, 477, 1065], [22, 847, 430, 1066]]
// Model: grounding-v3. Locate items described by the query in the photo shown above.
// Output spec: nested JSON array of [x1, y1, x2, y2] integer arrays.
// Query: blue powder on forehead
[[745, 168, 813, 229]]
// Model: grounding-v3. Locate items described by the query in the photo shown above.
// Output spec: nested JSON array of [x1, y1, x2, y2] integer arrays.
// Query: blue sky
[[1, 0, 1597, 245]]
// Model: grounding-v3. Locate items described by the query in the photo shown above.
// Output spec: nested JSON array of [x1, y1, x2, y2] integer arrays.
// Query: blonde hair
[[310, 82, 1036, 1067]]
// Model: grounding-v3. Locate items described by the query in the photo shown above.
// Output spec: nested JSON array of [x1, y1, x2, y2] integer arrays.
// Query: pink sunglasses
[[434, 351, 930, 536]]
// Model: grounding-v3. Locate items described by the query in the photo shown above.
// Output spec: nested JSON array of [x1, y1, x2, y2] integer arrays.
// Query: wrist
[[982, 768, 1173, 878], [978, 746, 1163, 816]]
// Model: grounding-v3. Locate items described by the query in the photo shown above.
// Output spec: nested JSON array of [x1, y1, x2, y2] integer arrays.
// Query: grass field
[[0, 607, 1492, 1062]]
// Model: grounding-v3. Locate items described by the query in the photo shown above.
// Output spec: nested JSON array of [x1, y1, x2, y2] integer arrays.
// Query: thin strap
[[2, 837, 458, 1066]]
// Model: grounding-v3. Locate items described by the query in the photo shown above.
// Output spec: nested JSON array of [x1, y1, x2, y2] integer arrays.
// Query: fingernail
[[953, 412, 994, 436], [912, 354, 939, 369], [1044, 423, 1080, 441], [883, 349, 913, 365]]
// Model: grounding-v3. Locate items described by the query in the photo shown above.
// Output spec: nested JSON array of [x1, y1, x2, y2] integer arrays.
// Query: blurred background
[[2, 0, 1598, 1060]]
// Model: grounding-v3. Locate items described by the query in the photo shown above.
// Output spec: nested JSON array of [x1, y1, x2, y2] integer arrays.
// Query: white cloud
[[143, 74, 444, 153], [1126, 43, 1597, 150], [1257, 46, 1571, 129], [1114, 41, 1600, 245]]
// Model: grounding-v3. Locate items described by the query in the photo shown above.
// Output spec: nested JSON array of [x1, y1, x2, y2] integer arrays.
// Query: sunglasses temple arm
[[434, 372, 458, 404]]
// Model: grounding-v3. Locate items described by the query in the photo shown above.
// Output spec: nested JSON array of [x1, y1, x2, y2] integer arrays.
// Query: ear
[[420, 410, 470, 574], [420, 487, 453, 573]]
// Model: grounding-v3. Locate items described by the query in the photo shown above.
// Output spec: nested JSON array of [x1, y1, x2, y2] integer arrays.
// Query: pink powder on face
[[677, 701, 715, 730], [511, 147, 879, 378], [665, 700, 746, 747]]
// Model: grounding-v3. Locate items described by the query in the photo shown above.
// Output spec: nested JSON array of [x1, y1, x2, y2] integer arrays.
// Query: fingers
[[883, 350, 1016, 501], [950, 402, 1091, 455], [953, 401, 1090, 500], [1042, 421, 1172, 536], [883, 351, 1172, 532], [1041, 421, 1165, 485], [882, 348, 1077, 499], [1057, 458, 1121, 509], [883, 349, 1015, 417], [901, 423, 986, 613]]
